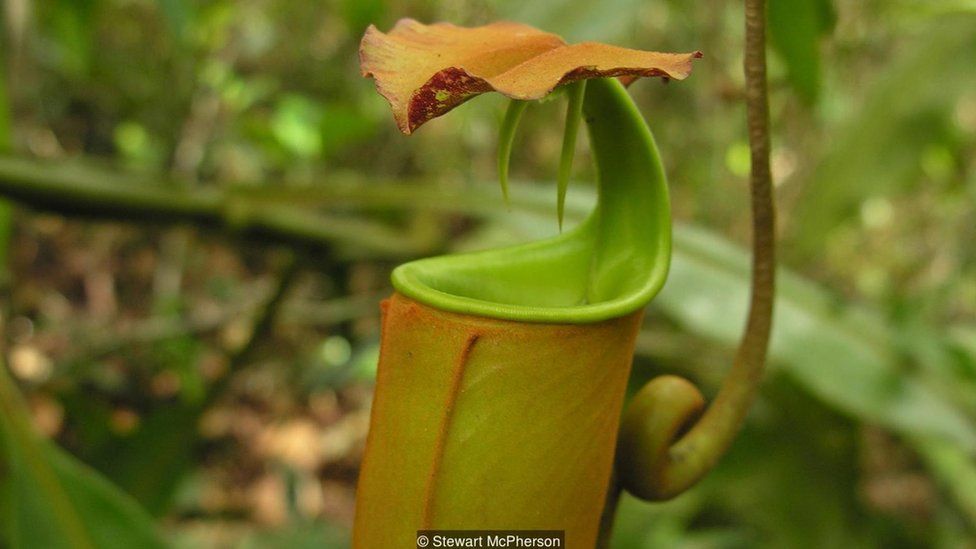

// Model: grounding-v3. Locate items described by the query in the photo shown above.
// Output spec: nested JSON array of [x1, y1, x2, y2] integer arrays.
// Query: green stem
[[0, 156, 439, 256]]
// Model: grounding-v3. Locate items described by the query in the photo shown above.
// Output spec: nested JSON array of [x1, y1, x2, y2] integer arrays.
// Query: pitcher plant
[[353, 9, 775, 547]]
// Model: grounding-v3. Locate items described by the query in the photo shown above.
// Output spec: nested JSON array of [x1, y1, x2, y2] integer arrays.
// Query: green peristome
[[391, 77, 672, 323], [354, 78, 674, 545]]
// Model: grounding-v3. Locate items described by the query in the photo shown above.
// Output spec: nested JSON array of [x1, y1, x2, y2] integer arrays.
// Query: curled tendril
[[611, 0, 775, 503], [616, 376, 705, 500]]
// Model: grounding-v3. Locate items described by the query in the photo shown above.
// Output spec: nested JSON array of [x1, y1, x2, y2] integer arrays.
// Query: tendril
[[613, 0, 775, 502]]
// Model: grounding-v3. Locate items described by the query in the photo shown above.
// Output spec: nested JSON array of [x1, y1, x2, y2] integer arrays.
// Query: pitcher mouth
[[390, 78, 672, 325], [391, 212, 670, 324]]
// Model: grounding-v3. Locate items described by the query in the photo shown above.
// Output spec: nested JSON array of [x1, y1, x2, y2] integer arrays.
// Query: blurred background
[[0, 0, 974, 547]]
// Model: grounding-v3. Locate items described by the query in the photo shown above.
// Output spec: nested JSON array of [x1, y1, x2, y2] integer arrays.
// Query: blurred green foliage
[[0, 364, 165, 548], [0, 30, 13, 277], [0, 0, 974, 547]]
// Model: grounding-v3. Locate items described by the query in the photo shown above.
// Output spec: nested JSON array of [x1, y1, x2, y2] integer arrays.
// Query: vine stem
[[600, 0, 775, 540], [0, 156, 440, 256], [663, 0, 777, 483]]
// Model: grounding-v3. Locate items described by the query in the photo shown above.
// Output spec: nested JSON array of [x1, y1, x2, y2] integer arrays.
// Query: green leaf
[[85, 403, 201, 516], [700, 381, 871, 548], [768, 0, 834, 103], [914, 435, 976, 525], [659, 224, 976, 453], [610, 494, 704, 548], [0, 365, 166, 549]]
